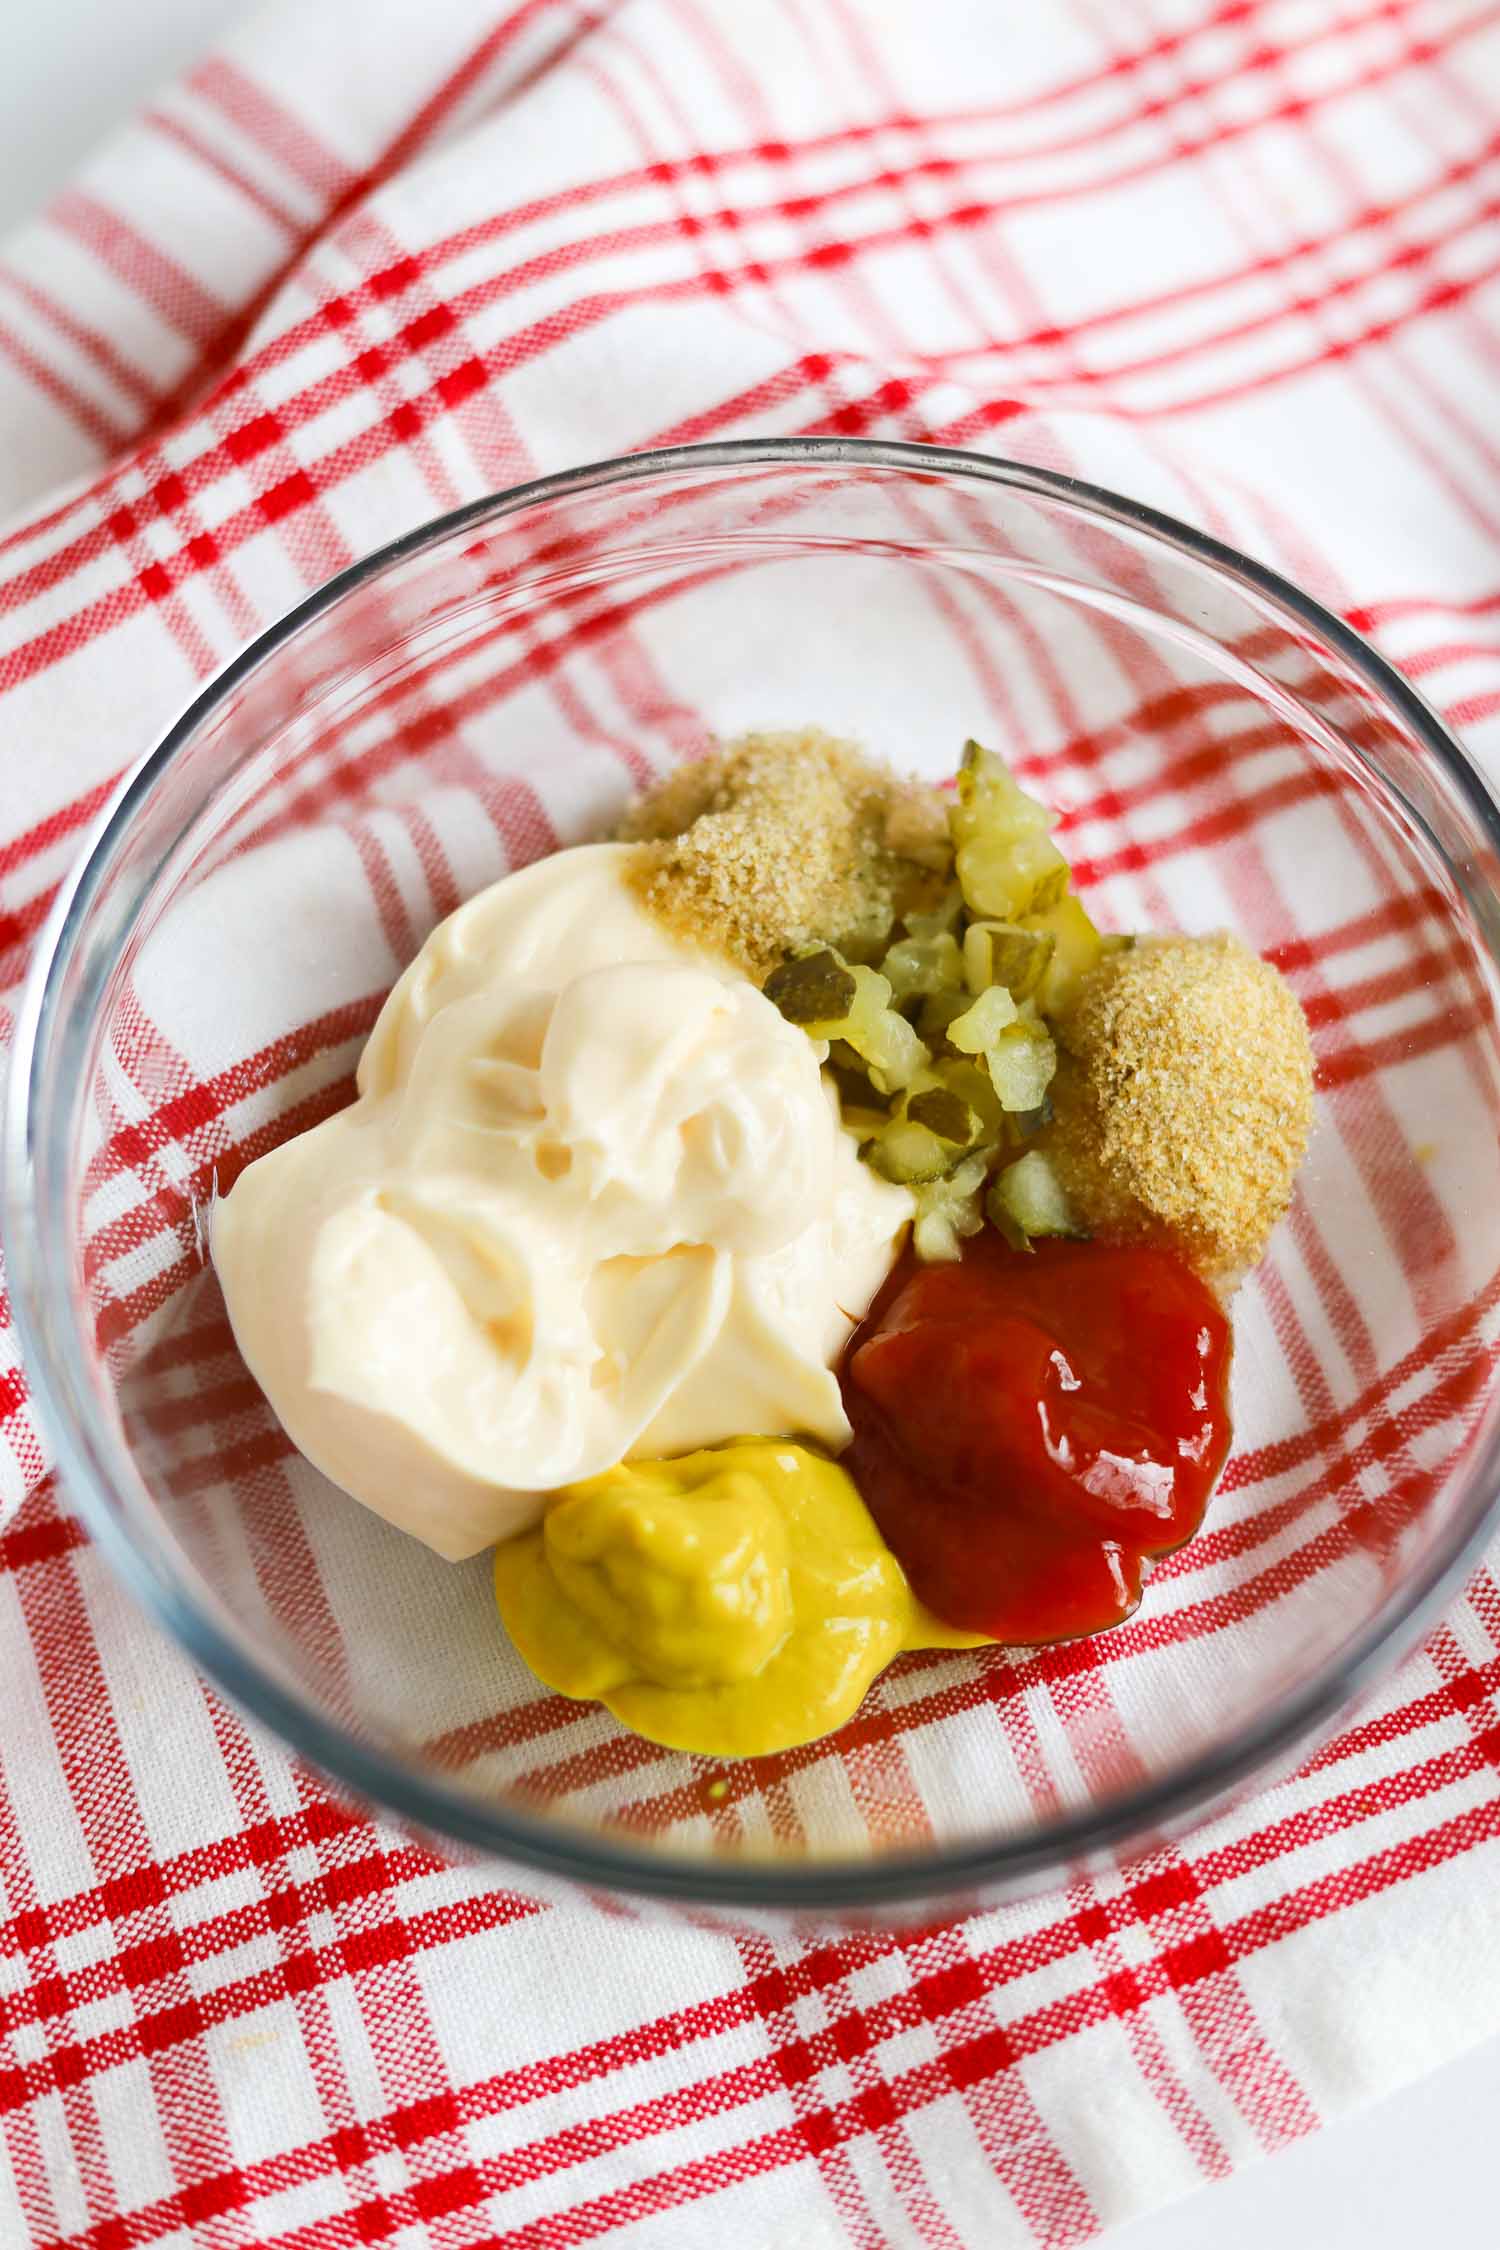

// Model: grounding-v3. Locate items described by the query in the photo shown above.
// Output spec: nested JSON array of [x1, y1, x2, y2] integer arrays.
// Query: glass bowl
[[8, 439, 1500, 1929]]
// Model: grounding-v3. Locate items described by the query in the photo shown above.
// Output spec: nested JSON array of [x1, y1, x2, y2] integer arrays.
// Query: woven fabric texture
[[2, 3, 1500, 2244]]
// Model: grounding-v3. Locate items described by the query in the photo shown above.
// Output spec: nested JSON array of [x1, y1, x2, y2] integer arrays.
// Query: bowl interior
[[27, 452, 1500, 1894]]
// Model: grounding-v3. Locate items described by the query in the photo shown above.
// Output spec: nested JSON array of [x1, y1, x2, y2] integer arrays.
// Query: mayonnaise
[[212, 844, 911, 1559]]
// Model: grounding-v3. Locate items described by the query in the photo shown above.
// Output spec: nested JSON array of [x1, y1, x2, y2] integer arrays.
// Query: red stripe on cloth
[[1401, 634, 1500, 677], [8, 172, 1490, 698], [186, 60, 360, 200], [0, 1758, 116, 2245], [0, 322, 130, 453], [259, 0, 1468, 346], [3, 1618, 1494, 2250], [0, 879, 66, 973], [0, 270, 160, 414], [373, 0, 590, 181], [2, 1654, 1486, 2095], [140, 108, 305, 239], [0, 1510, 88, 1575], [1149, 0, 1500, 546], [1, 0, 1486, 653], [1446, 683, 1500, 726], [47, 191, 231, 350], [98, 997, 376, 1183], [10, 1546, 244, 2206], [38, 1775, 1497, 2250], [1349, 587, 1500, 629], [0, 4, 1498, 2243]]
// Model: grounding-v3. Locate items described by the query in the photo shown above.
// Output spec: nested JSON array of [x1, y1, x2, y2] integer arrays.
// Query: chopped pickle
[[763, 948, 857, 1024], [762, 737, 1110, 1261], [839, 965, 930, 1092], [952, 741, 1071, 921], [764, 950, 929, 1093], [881, 930, 964, 1003], [988, 1149, 1079, 1247], [906, 1086, 978, 1146], [911, 1153, 990, 1261], [946, 984, 1019, 1053], [1010, 1092, 1055, 1137], [827, 1038, 874, 1082], [985, 1023, 1057, 1113], [918, 987, 974, 1045], [953, 737, 1051, 839], [872, 1116, 953, 1184], [962, 921, 1055, 1000], [934, 1056, 1004, 1137], [903, 885, 965, 942], [1026, 893, 1106, 1017], [1003, 840, 1071, 920]]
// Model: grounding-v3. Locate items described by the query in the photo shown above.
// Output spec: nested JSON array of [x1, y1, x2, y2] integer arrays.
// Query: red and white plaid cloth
[[3, 1, 1500, 2243]]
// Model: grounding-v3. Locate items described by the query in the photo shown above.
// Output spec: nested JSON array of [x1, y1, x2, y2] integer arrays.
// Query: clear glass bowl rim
[[8, 435, 1500, 1915]]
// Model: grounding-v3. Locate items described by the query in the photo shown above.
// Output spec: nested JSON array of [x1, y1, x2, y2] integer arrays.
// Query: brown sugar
[[619, 728, 951, 977], [1044, 933, 1314, 1284]]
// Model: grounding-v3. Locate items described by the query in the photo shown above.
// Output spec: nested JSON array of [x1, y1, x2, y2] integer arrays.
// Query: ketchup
[[840, 1232, 1232, 1645]]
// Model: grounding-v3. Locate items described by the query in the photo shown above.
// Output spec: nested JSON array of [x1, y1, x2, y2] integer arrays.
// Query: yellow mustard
[[492, 1440, 986, 1757]]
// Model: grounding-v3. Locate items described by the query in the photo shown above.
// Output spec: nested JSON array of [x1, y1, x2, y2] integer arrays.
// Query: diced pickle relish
[[761, 740, 1106, 1258], [905, 1087, 978, 1146], [762, 948, 857, 1023], [988, 1149, 1078, 1249]]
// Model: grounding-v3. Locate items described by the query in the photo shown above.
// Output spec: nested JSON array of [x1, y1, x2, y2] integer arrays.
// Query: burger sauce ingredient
[[212, 844, 910, 1562], [493, 1440, 984, 1756], [1045, 932, 1314, 1283], [841, 1232, 1233, 1645]]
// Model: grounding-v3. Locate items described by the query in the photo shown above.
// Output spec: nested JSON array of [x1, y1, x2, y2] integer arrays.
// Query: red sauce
[[840, 1233, 1232, 1646]]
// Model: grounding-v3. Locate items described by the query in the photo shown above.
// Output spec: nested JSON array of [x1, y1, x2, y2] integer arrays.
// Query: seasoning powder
[[1045, 932, 1315, 1283], [620, 728, 950, 978]]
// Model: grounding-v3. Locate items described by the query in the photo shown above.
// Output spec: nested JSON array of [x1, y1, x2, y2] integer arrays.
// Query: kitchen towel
[[2, 1, 1500, 2243]]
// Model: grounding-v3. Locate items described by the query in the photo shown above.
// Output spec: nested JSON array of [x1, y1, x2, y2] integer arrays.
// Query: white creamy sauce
[[212, 843, 911, 1558]]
